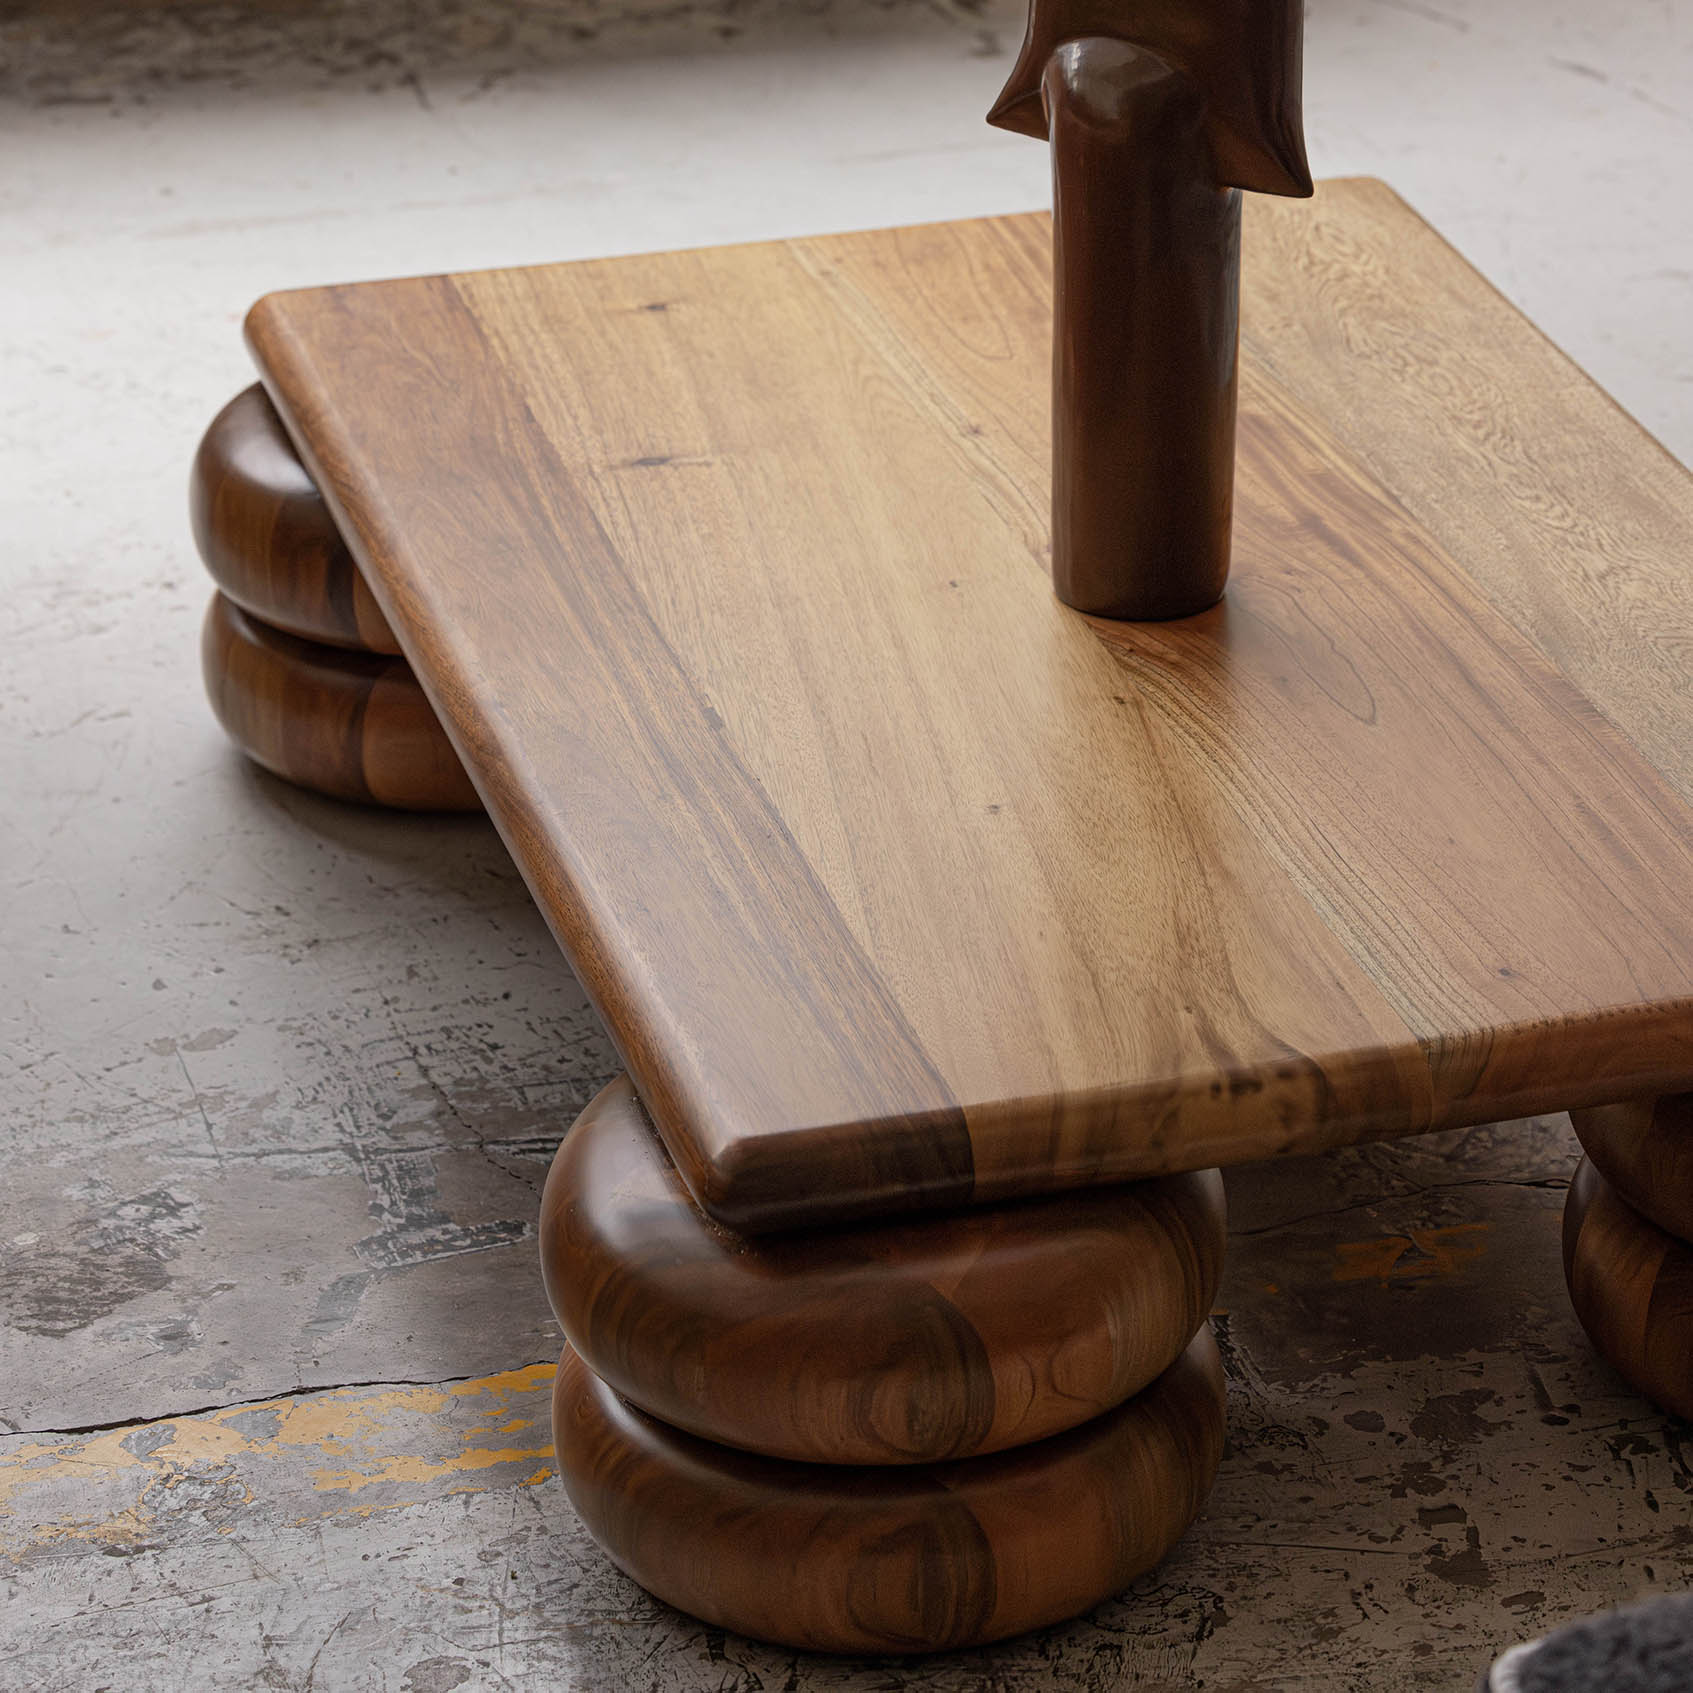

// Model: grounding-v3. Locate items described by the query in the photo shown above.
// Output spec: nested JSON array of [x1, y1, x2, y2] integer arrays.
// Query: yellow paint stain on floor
[[308, 1441, 556, 1495], [1333, 1222, 1490, 1284], [0, 1361, 559, 1562]]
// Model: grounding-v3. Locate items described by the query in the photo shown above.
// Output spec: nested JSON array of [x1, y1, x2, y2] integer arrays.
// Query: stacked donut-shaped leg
[[191, 385, 481, 811], [1565, 1094, 1693, 1419], [540, 1076, 1229, 1653]]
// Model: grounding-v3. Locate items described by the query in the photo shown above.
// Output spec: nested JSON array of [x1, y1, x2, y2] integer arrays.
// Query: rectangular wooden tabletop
[[248, 179, 1693, 1231]]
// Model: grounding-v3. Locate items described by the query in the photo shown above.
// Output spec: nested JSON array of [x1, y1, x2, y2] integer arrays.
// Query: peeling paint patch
[[353, 1148, 530, 1269], [0, 1185, 202, 1339], [1409, 1387, 1510, 1450]]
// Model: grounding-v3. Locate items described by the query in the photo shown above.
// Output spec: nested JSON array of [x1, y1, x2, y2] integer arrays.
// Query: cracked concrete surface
[[2, 0, 1691, 1685], [7, 1126, 1692, 1690]]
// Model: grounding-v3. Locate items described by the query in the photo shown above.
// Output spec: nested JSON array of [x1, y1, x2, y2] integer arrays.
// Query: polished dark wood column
[[988, 0, 1311, 617], [1041, 39, 1242, 618]]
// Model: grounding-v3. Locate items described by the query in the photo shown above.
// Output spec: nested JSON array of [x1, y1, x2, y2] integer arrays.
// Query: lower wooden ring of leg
[[202, 592, 481, 811], [1563, 1157, 1693, 1420], [541, 1074, 1226, 1464], [191, 384, 400, 653], [552, 1328, 1224, 1654], [1570, 1092, 1693, 1242]]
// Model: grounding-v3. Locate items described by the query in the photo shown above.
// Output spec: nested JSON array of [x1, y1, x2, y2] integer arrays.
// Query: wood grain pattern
[[244, 181, 1693, 1231], [552, 1327, 1225, 1654], [202, 593, 481, 811], [1242, 179, 1693, 812], [191, 385, 400, 654], [540, 1074, 1223, 1465], [1564, 1158, 1693, 1422], [1571, 1094, 1693, 1244]]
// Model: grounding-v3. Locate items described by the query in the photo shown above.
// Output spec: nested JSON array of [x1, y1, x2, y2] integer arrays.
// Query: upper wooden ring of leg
[[541, 1075, 1225, 1465], [552, 1326, 1225, 1655], [1563, 1156, 1693, 1421], [191, 384, 400, 654], [1570, 1093, 1693, 1243]]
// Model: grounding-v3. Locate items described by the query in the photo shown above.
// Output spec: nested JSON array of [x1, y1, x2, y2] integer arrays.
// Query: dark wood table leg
[[1564, 1094, 1693, 1421], [538, 1076, 1229, 1652], [191, 387, 481, 812]]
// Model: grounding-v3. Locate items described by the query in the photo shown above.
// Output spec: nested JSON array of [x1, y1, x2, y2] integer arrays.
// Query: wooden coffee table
[[192, 178, 1693, 1652]]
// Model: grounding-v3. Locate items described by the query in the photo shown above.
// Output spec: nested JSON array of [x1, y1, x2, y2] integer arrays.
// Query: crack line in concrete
[[2, 1361, 557, 1441], [1229, 1175, 1569, 1238]]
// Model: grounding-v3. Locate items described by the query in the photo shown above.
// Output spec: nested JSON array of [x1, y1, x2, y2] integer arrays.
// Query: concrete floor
[[2, 0, 1691, 1687]]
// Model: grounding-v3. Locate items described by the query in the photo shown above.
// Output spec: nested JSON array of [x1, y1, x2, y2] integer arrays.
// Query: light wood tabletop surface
[[246, 179, 1693, 1231]]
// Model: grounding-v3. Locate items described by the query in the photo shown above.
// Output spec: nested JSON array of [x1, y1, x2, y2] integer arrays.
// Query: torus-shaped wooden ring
[[541, 1075, 1225, 1465], [202, 593, 481, 812], [1564, 1157, 1693, 1422], [552, 1327, 1225, 1654], [1570, 1093, 1693, 1243], [989, 0, 1310, 618], [191, 384, 401, 654]]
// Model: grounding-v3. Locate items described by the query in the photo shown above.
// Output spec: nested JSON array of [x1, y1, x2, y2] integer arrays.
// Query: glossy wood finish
[[991, 0, 1309, 617], [191, 384, 400, 654], [203, 593, 481, 811], [1039, 40, 1243, 617], [245, 182, 1693, 1232], [987, 0, 1310, 196], [552, 1327, 1225, 1654], [1571, 1094, 1693, 1244], [540, 1075, 1224, 1465], [1563, 1158, 1693, 1422]]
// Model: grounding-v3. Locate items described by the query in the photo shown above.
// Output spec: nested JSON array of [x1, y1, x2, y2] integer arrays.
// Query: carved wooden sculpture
[[989, 0, 1311, 616]]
